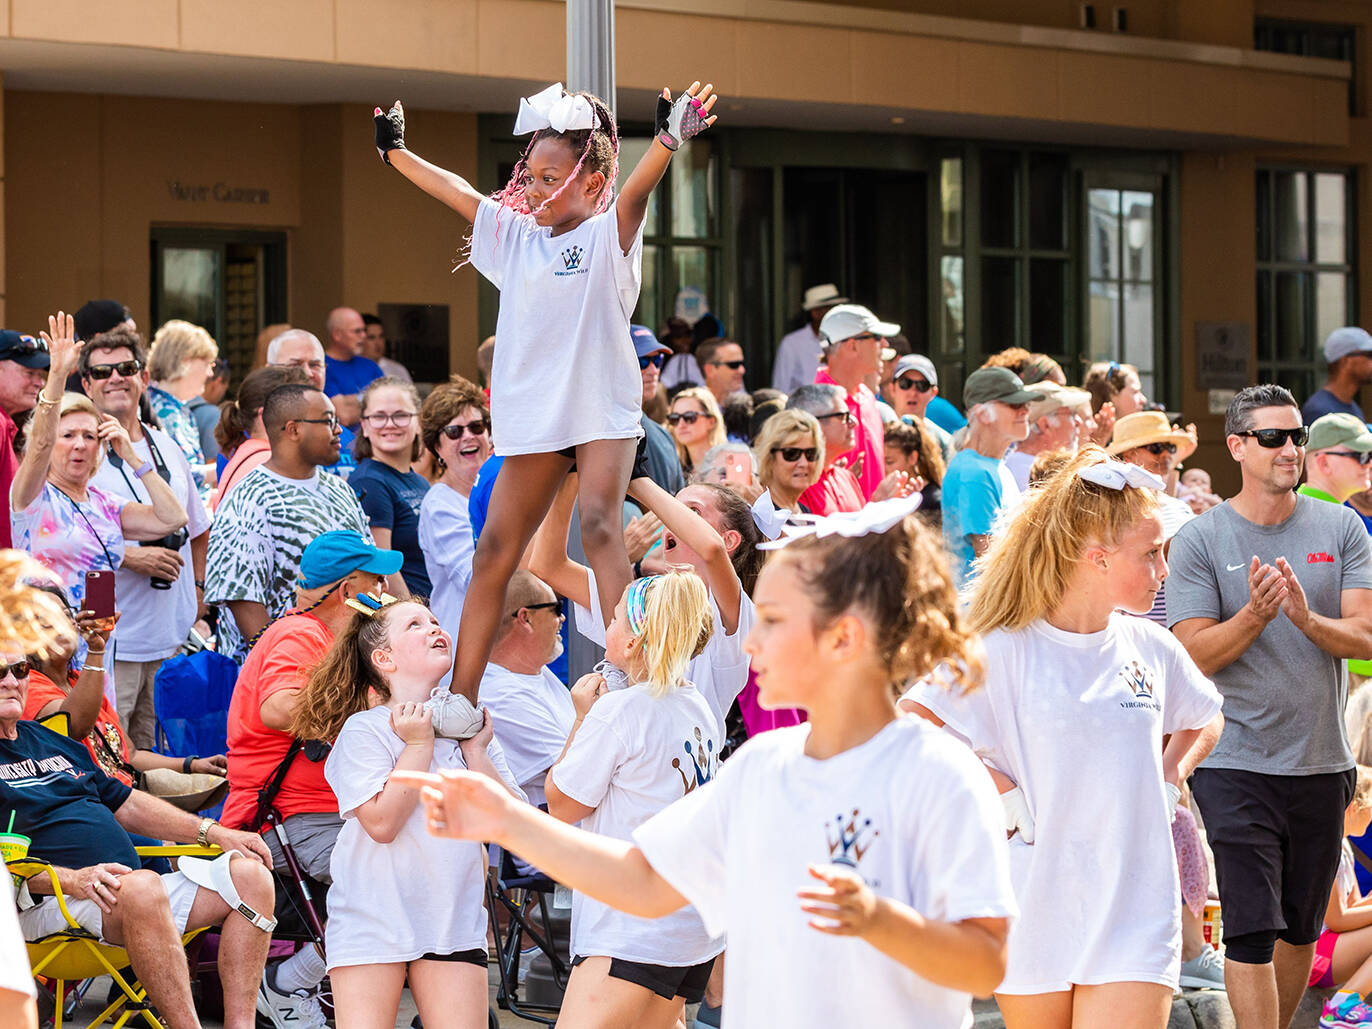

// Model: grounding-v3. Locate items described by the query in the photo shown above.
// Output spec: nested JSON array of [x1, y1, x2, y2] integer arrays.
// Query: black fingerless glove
[[374, 102, 406, 165], [653, 95, 673, 148]]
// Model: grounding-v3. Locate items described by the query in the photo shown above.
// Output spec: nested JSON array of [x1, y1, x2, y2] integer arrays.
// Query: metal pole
[[566, 0, 616, 115]]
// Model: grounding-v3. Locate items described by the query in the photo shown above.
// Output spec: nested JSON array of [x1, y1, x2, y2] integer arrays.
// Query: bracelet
[[195, 816, 215, 848], [194, 579, 205, 590], [133, 462, 154, 478], [37, 389, 59, 406], [183, 755, 198, 774], [83, 664, 104, 673]]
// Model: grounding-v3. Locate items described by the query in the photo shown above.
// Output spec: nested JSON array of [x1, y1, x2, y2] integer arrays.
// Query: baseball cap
[[1307, 412, 1372, 453], [0, 331, 50, 369], [892, 354, 937, 387], [73, 299, 128, 342], [630, 324, 670, 359], [1324, 327, 1372, 363], [1027, 382, 1091, 421], [963, 367, 1046, 407], [297, 530, 403, 590], [819, 305, 900, 348]]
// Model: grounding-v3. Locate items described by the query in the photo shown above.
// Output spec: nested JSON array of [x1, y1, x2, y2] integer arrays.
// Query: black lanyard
[[51, 486, 119, 572], [107, 425, 172, 499]]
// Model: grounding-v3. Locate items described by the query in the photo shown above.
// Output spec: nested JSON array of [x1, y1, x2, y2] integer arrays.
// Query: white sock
[[274, 943, 327, 993]]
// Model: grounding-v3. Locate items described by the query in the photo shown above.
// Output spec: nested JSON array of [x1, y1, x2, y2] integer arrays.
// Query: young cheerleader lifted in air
[[397, 498, 1018, 1029], [373, 82, 718, 709], [545, 570, 722, 1028]]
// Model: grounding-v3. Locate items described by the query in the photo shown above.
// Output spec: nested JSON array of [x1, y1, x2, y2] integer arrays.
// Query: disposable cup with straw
[[0, 811, 30, 892]]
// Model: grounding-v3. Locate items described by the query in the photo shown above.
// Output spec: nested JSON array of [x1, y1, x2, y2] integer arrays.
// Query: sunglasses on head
[[1325, 449, 1372, 466], [1235, 427, 1309, 448], [667, 411, 713, 426], [87, 360, 142, 380], [0, 659, 30, 681], [1141, 442, 1178, 456], [639, 353, 666, 370], [5, 336, 47, 357], [441, 419, 490, 440], [895, 376, 934, 393], [772, 446, 818, 462], [709, 360, 745, 370]]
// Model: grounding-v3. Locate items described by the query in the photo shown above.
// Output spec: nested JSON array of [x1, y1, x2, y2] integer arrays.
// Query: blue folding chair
[[152, 649, 237, 759]]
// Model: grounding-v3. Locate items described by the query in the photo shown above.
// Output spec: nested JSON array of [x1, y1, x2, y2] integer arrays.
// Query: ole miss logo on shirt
[[1308, 552, 1335, 564]]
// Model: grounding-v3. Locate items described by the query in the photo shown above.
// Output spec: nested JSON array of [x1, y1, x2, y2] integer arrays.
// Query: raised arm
[[11, 313, 81, 513], [528, 471, 592, 610], [374, 101, 484, 223], [102, 416, 188, 540], [615, 83, 718, 253], [31, 613, 116, 739]]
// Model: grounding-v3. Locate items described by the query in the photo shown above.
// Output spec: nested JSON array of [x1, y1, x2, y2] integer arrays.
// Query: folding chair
[[484, 848, 570, 1025], [151, 649, 237, 759], [11, 843, 220, 1029]]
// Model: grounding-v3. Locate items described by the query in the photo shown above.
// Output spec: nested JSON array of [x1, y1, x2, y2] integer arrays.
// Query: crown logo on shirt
[[671, 726, 715, 795], [826, 809, 879, 868], [561, 244, 584, 270], [1121, 660, 1154, 700]]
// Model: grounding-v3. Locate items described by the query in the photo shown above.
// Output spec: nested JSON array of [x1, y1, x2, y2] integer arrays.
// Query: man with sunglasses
[[1169, 385, 1372, 1027], [632, 325, 685, 494], [886, 353, 966, 441], [0, 330, 49, 550], [1297, 413, 1372, 508], [816, 304, 900, 499], [696, 336, 747, 409]]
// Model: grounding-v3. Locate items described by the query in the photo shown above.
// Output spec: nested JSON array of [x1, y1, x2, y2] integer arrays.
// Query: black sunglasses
[[1325, 449, 1372, 466], [639, 353, 666, 370], [441, 419, 490, 440], [0, 659, 30, 680], [87, 360, 142, 380], [1141, 442, 1178, 456], [816, 410, 855, 425], [772, 446, 818, 462], [709, 360, 746, 370], [895, 376, 934, 393], [1235, 427, 1309, 448], [513, 601, 562, 617], [667, 411, 714, 426]]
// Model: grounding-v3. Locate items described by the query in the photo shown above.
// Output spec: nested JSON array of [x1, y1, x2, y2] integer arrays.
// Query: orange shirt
[[23, 669, 134, 786], [222, 611, 338, 830]]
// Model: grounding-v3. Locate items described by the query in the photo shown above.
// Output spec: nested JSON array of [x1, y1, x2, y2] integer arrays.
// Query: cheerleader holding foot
[[373, 81, 718, 713], [398, 499, 1018, 1029]]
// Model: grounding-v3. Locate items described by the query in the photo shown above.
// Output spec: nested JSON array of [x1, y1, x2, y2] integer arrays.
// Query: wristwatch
[[196, 817, 215, 848]]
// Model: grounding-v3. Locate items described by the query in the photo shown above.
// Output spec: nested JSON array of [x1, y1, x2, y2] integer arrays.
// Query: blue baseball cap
[[631, 324, 670, 360], [297, 531, 403, 589], [0, 331, 50, 369]]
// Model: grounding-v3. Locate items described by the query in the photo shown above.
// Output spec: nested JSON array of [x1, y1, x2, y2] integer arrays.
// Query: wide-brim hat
[[1107, 411, 1197, 462], [139, 769, 230, 812], [802, 284, 849, 311]]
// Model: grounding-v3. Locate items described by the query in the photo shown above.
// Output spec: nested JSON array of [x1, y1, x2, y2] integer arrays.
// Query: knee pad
[[1224, 929, 1278, 965]]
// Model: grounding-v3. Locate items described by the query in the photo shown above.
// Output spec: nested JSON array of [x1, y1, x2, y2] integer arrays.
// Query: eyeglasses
[[816, 410, 856, 425], [87, 360, 142, 380], [1325, 450, 1372, 466], [1141, 442, 1178, 456], [362, 411, 415, 429], [440, 419, 490, 440], [0, 659, 30, 681], [667, 411, 714, 426], [512, 601, 562, 617], [639, 353, 666, 370], [772, 447, 818, 462], [894, 376, 934, 393], [1235, 427, 1309, 448], [708, 360, 746, 370], [293, 414, 340, 430]]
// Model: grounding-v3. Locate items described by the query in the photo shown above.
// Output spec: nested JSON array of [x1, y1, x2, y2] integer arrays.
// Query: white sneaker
[[426, 687, 484, 740], [593, 659, 631, 692], [1178, 946, 1226, 990], [257, 967, 329, 1029]]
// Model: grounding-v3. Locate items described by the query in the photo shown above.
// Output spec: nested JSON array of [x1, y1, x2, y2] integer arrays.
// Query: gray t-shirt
[[1166, 495, 1372, 775]]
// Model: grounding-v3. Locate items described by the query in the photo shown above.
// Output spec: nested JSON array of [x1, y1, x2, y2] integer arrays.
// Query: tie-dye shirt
[[12, 481, 126, 610]]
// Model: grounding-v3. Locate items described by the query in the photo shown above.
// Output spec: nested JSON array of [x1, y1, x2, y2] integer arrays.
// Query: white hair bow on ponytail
[[514, 83, 597, 136]]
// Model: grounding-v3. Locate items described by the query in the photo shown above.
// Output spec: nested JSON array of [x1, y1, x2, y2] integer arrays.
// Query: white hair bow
[[513, 82, 596, 136], [750, 490, 789, 541], [758, 495, 923, 551], [1077, 459, 1166, 492]]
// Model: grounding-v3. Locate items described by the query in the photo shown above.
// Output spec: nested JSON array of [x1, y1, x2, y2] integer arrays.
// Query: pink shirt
[[799, 465, 864, 516], [0, 408, 17, 549], [815, 369, 883, 499]]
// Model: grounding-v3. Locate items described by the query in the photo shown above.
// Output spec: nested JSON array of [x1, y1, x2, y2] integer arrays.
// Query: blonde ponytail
[[633, 571, 714, 697]]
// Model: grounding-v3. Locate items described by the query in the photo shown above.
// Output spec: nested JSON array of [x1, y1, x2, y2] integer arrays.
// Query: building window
[[1087, 188, 1157, 398], [1255, 18, 1357, 115], [1256, 168, 1356, 402]]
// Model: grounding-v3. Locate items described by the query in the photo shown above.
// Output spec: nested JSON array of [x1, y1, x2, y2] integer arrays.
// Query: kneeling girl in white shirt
[[398, 500, 1018, 1029], [290, 594, 523, 1029], [546, 570, 722, 1028], [903, 448, 1224, 1029]]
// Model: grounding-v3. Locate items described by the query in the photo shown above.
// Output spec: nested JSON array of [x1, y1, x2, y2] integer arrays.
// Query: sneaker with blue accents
[[1323, 992, 1372, 1028]]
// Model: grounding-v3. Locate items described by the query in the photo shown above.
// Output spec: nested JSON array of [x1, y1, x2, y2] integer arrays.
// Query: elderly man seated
[[478, 570, 576, 807], [0, 654, 275, 1029]]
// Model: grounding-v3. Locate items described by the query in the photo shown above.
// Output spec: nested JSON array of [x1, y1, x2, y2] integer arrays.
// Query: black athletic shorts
[[417, 948, 486, 966], [572, 954, 716, 1002], [1191, 766, 1355, 945]]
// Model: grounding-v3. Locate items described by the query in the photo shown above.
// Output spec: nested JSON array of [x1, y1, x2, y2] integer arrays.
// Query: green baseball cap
[[963, 366, 1046, 407], [1307, 412, 1372, 453]]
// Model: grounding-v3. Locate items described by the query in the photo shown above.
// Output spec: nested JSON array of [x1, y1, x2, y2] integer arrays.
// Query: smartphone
[[84, 570, 116, 619], [724, 452, 752, 485]]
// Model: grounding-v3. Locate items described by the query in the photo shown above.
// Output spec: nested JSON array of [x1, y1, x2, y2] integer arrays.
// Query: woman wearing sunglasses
[[751, 409, 823, 514], [418, 378, 493, 667], [667, 387, 725, 479], [350, 377, 430, 599]]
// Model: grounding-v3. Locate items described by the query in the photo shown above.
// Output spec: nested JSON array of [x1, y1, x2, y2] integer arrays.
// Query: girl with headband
[[289, 593, 524, 1029], [373, 82, 719, 717], [397, 498, 1018, 1029], [903, 448, 1225, 1029], [543, 570, 720, 1029]]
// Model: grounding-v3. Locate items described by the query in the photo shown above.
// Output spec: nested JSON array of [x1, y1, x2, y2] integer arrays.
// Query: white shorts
[[19, 855, 231, 943]]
